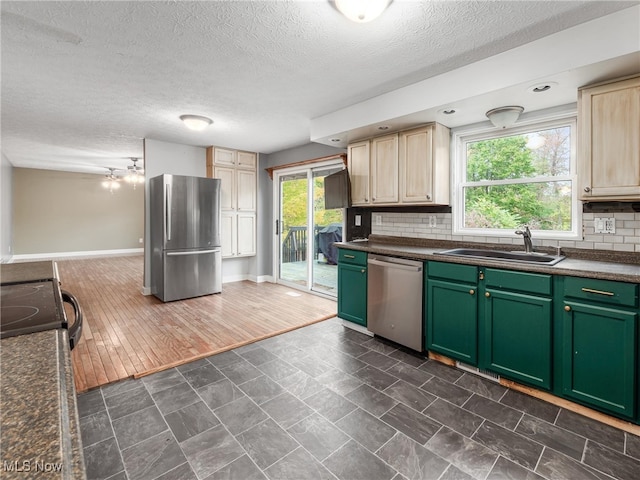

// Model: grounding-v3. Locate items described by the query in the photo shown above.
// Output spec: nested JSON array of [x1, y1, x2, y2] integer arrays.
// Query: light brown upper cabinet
[[399, 124, 450, 205], [348, 123, 450, 206], [348, 140, 371, 205], [206, 146, 257, 258], [578, 75, 640, 201], [371, 134, 399, 204]]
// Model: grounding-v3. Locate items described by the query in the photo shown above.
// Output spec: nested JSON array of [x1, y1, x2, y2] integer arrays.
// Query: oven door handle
[[61, 290, 83, 350]]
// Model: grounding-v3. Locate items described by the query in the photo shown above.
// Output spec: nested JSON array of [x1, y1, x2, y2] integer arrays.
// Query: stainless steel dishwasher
[[367, 254, 423, 351]]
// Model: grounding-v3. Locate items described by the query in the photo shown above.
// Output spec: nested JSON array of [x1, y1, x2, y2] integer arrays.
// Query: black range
[[0, 261, 83, 349]]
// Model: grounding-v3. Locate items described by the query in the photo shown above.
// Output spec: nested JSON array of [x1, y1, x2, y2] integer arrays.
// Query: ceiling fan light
[[486, 106, 524, 129], [180, 114, 213, 131], [334, 0, 391, 23]]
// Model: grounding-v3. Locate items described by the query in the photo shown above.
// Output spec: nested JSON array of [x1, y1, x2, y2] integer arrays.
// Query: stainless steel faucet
[[515, 225, 533, 253]]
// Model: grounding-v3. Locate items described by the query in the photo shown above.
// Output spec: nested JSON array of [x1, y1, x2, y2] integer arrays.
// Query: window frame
[[452, 115, 581, 240]]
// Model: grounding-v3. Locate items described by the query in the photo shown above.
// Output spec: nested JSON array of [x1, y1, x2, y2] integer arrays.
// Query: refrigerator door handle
[[166, 183, 172, 241], [166, 249, 221, 256]]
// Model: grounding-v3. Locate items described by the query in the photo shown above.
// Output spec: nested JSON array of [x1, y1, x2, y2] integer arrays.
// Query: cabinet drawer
[[338, 249, 367, 266], [428, 261, 478, 283], [563, 276, 638, 308], [485, 269, 552, 296]]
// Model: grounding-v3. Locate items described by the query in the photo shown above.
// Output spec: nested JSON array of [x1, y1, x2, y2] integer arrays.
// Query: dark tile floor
[[77, 317, 640, 480]]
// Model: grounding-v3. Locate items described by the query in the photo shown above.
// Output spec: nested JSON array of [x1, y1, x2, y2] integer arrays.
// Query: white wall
[[1, 154, 13, 262], [143, 138, 207, 289], [142, 138, 257, 289]]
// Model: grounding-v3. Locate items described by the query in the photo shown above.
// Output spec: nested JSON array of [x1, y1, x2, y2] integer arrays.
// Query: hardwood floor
[[58, 256, 337, 393]]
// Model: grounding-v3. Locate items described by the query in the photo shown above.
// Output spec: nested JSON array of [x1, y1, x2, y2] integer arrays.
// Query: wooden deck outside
[[58, 255, 337, 392]]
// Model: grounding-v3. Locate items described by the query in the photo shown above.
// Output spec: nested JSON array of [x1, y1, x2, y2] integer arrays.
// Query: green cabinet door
[[337, 263, 367, 326], [427, 279, 478, 364], [561, 301, 637, 418], [481, 289, 552, 389]]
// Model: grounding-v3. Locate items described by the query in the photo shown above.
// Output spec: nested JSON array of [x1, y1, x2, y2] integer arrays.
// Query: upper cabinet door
[[400, 126, 433, 203], [348, 141, 371, 205], [237, 151, 257, 170], [214, 147, 236, 166], [578, 75, 640, 201], [371, 134, 399, 204], [236, 170, 256, 211], [214, 167, 236, 211]]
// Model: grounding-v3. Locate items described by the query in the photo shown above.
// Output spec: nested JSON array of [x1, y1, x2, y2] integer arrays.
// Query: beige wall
[[1, 154, 13, 261], [13, 168, 144, 254]]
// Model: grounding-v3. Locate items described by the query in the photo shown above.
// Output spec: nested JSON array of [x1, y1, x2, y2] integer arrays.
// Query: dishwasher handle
[[368, 258, 422, 272]]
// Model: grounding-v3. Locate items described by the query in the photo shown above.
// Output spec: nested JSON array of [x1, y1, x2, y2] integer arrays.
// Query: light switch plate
[[594, 217, 615, 234], [355, 214, 361, 227], [428, 215, 437, 228], [375, 215, 382, 226]]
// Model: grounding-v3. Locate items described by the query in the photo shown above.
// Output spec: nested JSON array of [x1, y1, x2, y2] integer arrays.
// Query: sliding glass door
[[276, 160, 345, 296]]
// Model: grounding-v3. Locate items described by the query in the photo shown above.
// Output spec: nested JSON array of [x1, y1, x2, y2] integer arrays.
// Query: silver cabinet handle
[[584, 186, 591, 192], [581, 287, 614, 296]]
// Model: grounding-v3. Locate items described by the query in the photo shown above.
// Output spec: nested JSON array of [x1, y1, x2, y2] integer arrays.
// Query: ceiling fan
[[102, 168, 121, 193], [124, 158, 144, 186]]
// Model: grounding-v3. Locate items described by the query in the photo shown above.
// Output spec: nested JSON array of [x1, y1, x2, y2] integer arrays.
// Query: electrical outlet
[[355, 214, 361, 227], [428, 215, 437, 228], [594, 217, 615, 234], [375, 215, 382, 226], [139, 237, 143, 243]]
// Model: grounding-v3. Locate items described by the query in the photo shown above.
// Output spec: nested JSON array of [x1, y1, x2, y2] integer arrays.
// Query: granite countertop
[[1, 330, 85, 479], [336, 235, 640, 283]]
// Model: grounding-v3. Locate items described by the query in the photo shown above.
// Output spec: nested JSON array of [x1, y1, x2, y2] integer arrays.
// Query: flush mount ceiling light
[[179, 114, 213, 131], [334, 0, 392, 23], [486, 106, 524, 129]]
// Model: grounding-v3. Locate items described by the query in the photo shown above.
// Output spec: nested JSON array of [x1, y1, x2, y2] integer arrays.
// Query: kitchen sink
[[435, 248, 565, 265]]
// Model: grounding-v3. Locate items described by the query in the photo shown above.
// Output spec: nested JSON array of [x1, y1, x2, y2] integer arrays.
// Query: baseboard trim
[[252, 275, 274, 283], [10, 248, 143, 262], [339, 319, 373, 336]]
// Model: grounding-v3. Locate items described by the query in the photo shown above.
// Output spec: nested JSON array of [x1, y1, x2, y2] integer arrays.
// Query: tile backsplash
[[371, 211, 640, 252]]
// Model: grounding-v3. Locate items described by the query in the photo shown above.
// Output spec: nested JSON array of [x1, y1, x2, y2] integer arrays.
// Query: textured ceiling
[[1, 0, 637, 174]]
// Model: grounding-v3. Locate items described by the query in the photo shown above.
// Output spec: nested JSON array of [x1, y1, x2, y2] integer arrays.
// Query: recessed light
[[377, 125, 390, 130], [330, 138, 342, 142], [527, 82, 557, 94]]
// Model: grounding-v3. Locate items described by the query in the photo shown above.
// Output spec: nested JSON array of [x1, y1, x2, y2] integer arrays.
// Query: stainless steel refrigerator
[[150, 174, 222, 302]]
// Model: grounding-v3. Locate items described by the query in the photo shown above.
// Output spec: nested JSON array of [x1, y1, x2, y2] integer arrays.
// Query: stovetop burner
[[0, 280, 66, 339]]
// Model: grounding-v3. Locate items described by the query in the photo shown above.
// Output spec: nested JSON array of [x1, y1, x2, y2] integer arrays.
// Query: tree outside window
[[458, 119, 577, 237]]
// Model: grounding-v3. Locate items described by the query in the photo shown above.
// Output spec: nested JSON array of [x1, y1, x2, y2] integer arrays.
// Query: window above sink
[[452, 113, 582, 241]]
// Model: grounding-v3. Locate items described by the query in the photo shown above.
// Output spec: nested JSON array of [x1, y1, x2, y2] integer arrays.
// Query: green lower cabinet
[[337, 263, 367, 326], [480, 289, 552, 389], [561, 301, 637, 418], [427, 278, 478, 364]]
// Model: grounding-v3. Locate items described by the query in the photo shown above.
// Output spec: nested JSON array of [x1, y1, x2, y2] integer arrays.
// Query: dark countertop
[[336, 235, 640, 283], [0, 261, 58, 284], [0, 329, 85, 479]]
